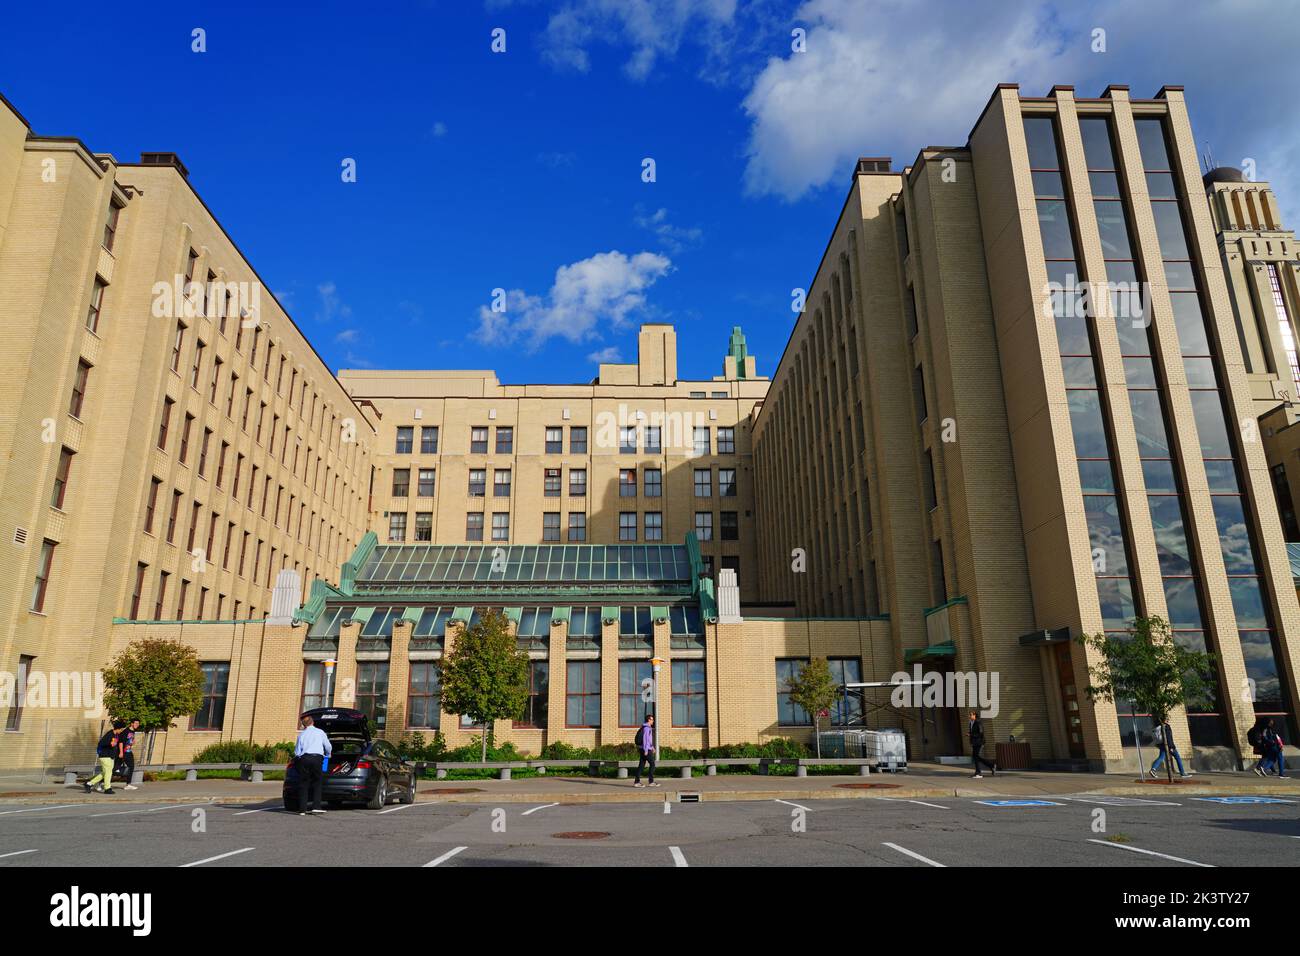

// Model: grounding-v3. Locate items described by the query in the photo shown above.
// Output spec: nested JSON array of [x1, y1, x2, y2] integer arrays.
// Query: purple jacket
[[640, 721, 654, 753]]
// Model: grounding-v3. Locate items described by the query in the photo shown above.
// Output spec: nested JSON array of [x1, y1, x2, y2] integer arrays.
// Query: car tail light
[[356, 760, 372, 770]]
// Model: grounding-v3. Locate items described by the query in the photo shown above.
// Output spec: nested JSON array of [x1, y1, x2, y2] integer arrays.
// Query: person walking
[[633, 713, 658, 788], [1257, 719, 1288, 778], [293, 714, 332, 815], [115, 719, 141, 791], [84, 722, 124, 794], [968, 710, 996, 778], [1148, 719, 1189, 778]]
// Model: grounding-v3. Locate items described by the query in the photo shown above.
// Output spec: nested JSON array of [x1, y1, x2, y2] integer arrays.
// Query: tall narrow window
[[102, 201, 121, 252], [69, 360, 91, 418], [31, 540, 55, 612], [51, 447, 73, 509], [86, 279, 106, 333]]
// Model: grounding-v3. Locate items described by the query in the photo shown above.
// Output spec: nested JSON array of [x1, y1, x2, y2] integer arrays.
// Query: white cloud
[[474, 249, 673, 350], [536, 0, 739, 81], [586, 346, 623, 363], [314, 281, 353, 323], [635, 205, 703, 254], [431, 121, 448, 137], [334, 328, 361, 344]]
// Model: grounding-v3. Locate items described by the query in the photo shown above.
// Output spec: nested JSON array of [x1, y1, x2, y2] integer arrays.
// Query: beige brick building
[[3, 84, 1299, 774]]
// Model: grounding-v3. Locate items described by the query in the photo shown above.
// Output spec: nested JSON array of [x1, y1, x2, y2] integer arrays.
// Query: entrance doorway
[[1053, 642, 1086, 759]]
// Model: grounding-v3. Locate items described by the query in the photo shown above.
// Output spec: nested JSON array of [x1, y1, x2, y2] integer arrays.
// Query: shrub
[[191, 740, 295, 764]]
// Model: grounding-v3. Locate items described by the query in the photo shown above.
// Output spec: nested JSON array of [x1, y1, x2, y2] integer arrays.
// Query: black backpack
[[95, 731, 119, 758], [1247, 724, 1262, 748], [634, 726, 645, 750]]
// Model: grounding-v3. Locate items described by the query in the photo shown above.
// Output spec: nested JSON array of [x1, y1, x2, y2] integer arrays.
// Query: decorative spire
[[728, 326, 749, 379]]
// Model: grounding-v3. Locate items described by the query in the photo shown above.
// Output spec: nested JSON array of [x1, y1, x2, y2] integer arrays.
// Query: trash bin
[[995, 741, 1032, 770]]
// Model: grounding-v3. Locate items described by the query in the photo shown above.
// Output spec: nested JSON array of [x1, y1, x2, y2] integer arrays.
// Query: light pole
[[650, 656, 665, 762], [323, 659, 336, 708]]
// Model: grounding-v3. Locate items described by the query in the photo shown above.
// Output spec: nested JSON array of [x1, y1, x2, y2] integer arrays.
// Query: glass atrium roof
[[356, 544, 692, 586]]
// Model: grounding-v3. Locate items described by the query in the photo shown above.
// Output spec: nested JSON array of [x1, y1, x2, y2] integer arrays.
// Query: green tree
[[1077, 615, 1217, 782], [785, 657, 839, 757], [435, 609, 531, 762], [102, 638, 206, 762]]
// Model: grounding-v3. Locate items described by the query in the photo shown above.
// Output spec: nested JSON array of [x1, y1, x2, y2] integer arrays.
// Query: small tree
[[1077, 615, 1217, 782], [435, 610, 531, 762], [102, 638, 206, 762], [786, 657, 839, 758]]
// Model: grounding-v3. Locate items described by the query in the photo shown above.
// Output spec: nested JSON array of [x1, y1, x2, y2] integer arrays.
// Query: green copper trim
[[340, 531, 379, 597], [727, 325, 750, 379]]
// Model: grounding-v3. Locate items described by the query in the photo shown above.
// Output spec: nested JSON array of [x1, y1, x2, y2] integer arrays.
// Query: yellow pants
[[87, 756, 115, 789]]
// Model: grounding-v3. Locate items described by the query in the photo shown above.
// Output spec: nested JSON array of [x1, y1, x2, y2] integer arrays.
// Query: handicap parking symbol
[[1192, 796, 1294, 805], [974, 799, 1064, 807]]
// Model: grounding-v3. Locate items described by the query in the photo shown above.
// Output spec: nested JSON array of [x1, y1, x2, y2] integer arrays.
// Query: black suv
[[283, 708, 417, 811]]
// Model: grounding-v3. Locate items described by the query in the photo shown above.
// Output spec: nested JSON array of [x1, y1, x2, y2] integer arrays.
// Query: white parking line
[[521, 803, 559, 816], [424, 846, 468, 867], [1060, 796, 1181, 807], [1087, 839, 1213, 867], [902, 800, 950, 810], [774, 799, 812, 812], [0, 849, 38, 860], [179, 847, 255, 868], [233, 806, 277, 816], [0, 804, 81, 816], [883, 842, 945, 867], [669, 846, 688, 867], [91, 802, 211, 818], [377, 803, 416, 815]]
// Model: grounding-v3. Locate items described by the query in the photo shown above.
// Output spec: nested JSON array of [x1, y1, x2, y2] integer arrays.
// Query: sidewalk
[[2, 762, 1296, 807]]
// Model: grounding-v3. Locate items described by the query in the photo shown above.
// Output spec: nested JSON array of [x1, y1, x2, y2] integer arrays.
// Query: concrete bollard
[[436, 768, 448, 780], [499, 768, 511, 780], [680, 766, 692, 779], [186, 769, 198, 782], [706, 765, 717, 776], [251, 769, 265, 783], [132, 769, 145, 785], [616, 767, 628, 779], [536, 765, 546, 775], [795, 766, 807, 778], [859, 764, 871, 776], [64, 771, 77, 786]]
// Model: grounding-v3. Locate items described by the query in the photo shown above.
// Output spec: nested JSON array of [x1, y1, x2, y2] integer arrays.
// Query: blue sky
[[3, 0, 1297, 383]]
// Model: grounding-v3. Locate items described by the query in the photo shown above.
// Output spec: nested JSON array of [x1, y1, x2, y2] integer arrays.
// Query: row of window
[[386, 509, 742, 543], [392, 425, 738, 456], [392, 466, 739, 501], [310, 603, 704, 641]]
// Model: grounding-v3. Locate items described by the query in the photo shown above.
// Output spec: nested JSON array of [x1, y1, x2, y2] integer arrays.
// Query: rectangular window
[[190, 339, 205, 389], [569, 426, 587, 453], [102, 201, 121, 251], [566, 661, 601, 727], [693, 427, 710, 456], [192, 662, 230, 731], [51, 447, 73, 509], [129, 562, 147, 619], [516, 661, 549, 729], [406, 662, 440, 729], [420, 426, 438, 454], [828, 658, 864, 725], [491, 512, 510, 541], [619, 511, 637, 541], [417, 468, 436, 497], [388, 512, 407, 542], [166, 490, 182, 543], [717, 427, 735, 454], [471, 427, 489, 454], [86, 279, 106, 333], [70, 360, 91, 418], [301, 662, 336, 712], [913, 365, 928, 423], [4, 655, 34, 730], [395, 427, 413, 454], [494, 469, 512, 497], [179, 413, 193, 464], [495, 426, 513, 453], [154, 570, 169, 619], [619, 660, 653, 726], [694, 469, 712, 497], [544, 468, 561, 497], [776, 658, 810, 725], [569, 469, 587, 497], [466, 512, 484, 541], [157, 397, 173, 449], [644, 426, 661, 453], [468, 469, 486, 497], [170, 321, 186, 372], [619, 427, 637, 454], [720, 511, 738, 541], [718, 468, 737, 497], [644, 468, 662, 497], [695, 512, 713, 541], [619, 468, 637, 497], [672, 660, 707, 727], [669, 605, 703, 649], [644, 511, 663, 541], [545, 427, 563, 454], [144, 477, 161, 534], [356, 662, 389, 730], [568, 512, 586, 541], [392, 469, 410, 497], [414, 512, 433, 541], [198, 428, 211, 477], [543, 512, 561, 541], [31, 540, 55, 612]]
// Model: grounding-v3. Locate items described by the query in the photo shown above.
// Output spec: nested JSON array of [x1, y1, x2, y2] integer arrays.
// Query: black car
[[283, 707, 417, 811]]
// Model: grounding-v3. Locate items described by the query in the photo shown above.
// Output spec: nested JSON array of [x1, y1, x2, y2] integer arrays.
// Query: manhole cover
[[552, 831, 610, 840], [424, 787, 483, 794], [833, 783, 902, 790]]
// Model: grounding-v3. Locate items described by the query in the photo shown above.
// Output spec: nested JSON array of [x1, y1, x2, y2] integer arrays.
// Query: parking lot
[[1, 793, 1297, 867]]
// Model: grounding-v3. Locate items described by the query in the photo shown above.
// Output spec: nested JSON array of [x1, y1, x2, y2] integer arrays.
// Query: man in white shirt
[[294, 715, 333, 816]]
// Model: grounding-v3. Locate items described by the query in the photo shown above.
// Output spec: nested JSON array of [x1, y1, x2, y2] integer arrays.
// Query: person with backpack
[[1148, 719, 1188, 778], [1256, 719, 1288, 778], [84, 722, 124, 794], [1248, 719, 1267, 774], [115, 719, 141, 791], [633, 714, 658, 788]]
